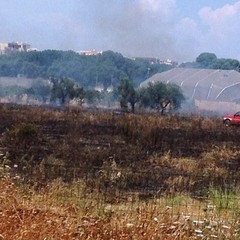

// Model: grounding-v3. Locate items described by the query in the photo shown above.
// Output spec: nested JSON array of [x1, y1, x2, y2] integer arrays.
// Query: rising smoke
[[69, 0, 193, 62]]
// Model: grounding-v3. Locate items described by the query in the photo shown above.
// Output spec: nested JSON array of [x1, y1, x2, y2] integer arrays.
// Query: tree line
[[49, 77, 185, 115], [0, 50, 173, 88], [0, 50, 238, 90], [0, 50, 238, 113], [180, 52, 240, 70]]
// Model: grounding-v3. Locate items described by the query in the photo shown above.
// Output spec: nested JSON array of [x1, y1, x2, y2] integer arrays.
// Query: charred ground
[[0, 104, 240, 198]]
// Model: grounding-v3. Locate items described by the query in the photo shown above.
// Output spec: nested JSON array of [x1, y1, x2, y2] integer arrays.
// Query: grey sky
[[1, 0, 240, 63]]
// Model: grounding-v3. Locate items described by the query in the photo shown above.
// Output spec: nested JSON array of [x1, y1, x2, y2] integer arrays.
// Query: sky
[[0, 0, 240, 63]]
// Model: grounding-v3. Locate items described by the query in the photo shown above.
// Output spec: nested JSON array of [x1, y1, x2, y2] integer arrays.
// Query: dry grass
[[0, 176, 239, 239], [0, 104, 240, 238]]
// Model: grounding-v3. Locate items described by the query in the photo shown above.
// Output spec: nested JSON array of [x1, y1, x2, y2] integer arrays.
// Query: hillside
[[0, 50, 173, 88]]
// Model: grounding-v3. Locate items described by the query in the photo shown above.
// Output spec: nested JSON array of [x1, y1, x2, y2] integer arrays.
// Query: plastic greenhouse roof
[[140, 68, 240, 102]]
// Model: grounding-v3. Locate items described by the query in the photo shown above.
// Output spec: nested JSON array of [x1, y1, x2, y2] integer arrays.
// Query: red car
[[223, 112, 240, 126]]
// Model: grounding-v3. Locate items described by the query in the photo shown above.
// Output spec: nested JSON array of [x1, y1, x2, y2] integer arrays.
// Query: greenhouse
[[140, 68, 240, 103]]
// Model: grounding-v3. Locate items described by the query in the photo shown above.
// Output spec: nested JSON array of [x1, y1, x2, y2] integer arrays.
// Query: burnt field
[[0, 104, 240, 197], [1, 105, 240, 239]]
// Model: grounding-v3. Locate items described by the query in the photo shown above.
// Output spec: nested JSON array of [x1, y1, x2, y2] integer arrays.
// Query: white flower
[[126, 223, 134, 228], [182, 215, 191, 221], [210, 235, 218, 238], [222, 225, 230, 229], [207, 204, 216, 210]]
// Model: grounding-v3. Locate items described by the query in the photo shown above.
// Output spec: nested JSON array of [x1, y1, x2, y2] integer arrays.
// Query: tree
[[31, 80, 51, 103], [165, 83, 185, 111], [191, 52, 240, 70], [128, 87, 140, 113], [72, 85, 85, 106], [50, 77, 76, 105], [196, 53, 217, 68], [0, 50, 174, 89], [115, 77, 139, 113], [220, 58, 240, 70], [85, 89, 101, 105], [140, 82, 185, 115]]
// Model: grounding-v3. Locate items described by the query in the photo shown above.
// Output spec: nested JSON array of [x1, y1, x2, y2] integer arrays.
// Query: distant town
[[0, 41, 36, 54], [0, 41, 177, 66]]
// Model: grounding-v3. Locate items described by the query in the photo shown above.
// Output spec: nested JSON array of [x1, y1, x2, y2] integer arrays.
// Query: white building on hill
[[0, 41, 33, 55]]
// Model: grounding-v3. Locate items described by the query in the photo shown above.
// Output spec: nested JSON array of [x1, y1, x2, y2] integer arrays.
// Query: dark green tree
[[128, 88, 140, 113], [196, 53, 217, 68], [85, 89, 101, 105], [0, 50, 174, 88], [50, 77, 76, 105], [140, 82, 185, 115], [183, 52, 240, 70], [115, 77, 139, 113]]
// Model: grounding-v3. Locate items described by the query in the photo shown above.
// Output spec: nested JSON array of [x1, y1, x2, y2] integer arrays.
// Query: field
[[0, 104, 240, 239]]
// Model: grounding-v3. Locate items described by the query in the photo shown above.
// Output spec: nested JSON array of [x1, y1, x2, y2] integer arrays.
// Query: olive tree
[[50, 77, 85, 105], [115, 77, 139, 113], [139, 82, 185, 114]]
